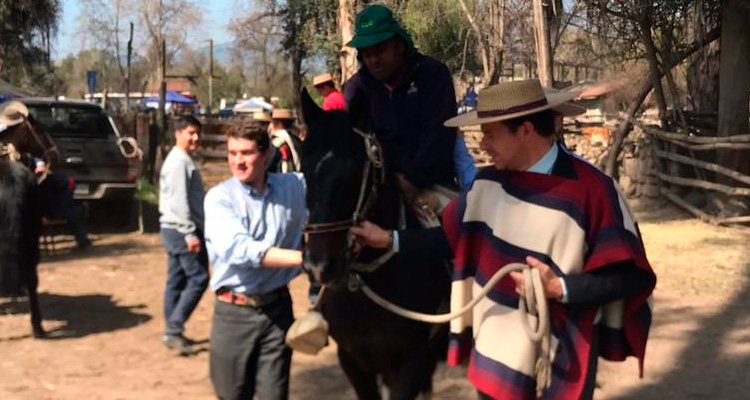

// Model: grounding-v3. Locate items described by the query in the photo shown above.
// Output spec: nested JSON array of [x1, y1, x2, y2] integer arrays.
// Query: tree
[[0, 0, 61, 92], [78, 0, 131, 90], [457, 0, 506, 85], [228, 0, 292, 101]]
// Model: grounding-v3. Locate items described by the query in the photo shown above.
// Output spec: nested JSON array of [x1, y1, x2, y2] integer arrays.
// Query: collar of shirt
[[527, 142, 559, 175], [236, 174, 273, 199]]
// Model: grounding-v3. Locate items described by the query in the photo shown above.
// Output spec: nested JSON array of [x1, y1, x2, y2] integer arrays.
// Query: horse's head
[[0, 114, 56, 163], [300, 87, 373, 286]]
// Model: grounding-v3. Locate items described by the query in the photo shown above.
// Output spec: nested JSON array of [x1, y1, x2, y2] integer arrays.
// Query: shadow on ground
[[0, 292, 151, 341], [610, 278, 750, 399]]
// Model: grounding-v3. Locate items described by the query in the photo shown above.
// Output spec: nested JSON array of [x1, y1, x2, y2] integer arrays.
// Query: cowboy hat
[[445, 80, 584, 127], [252, 111, 271, 123], [312, 73, 334, 87], [0, 100, 29, 128], [272, 109, 295, 120]]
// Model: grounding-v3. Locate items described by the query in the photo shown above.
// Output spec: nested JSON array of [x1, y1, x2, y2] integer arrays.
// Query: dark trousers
[[210, 294, 294, 400], [161, 227, 209, 335]]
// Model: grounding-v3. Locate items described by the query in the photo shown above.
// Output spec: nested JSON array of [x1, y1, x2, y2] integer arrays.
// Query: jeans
[[210, 293, 294, 400], [161, 227, 209, 335]]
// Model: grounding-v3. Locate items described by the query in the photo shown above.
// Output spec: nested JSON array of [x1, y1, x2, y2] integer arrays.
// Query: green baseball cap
[[346, 5, 414, 50]]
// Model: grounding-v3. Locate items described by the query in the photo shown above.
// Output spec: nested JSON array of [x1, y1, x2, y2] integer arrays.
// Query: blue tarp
[[145, 91, 197, 104]]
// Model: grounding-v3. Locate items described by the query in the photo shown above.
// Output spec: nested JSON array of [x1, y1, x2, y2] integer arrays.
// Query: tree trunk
[[687, 0, 720, 114], [532, 0, 553, 87], [291, 48, 303, 121], [605, 27, 722, 177], [717, 0, 750, 178], [638, 14, 669, 129], [458, 0, 492, 84], [338, 0, 358, 84]]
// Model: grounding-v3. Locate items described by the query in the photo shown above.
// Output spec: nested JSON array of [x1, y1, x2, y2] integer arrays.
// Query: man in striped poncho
[[351, 79, 656, 400]]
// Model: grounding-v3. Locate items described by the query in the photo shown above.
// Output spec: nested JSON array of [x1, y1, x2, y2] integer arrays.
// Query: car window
[[27, 104, 116, 138]]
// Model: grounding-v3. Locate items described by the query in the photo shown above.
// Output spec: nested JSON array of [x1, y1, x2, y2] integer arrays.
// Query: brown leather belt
[[216, 286, 289, 308]]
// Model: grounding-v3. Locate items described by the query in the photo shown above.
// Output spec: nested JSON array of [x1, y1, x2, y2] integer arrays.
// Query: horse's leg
[[26, 261, 44, 338], [338, 348, 381, 400], [382, 348, 438, 400]]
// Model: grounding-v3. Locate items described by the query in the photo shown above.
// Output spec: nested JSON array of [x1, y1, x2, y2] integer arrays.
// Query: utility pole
[[157, 38, 167, 140], [125, 22, 133, 115], [532, 0, 553, 87], [208, 38, 214, 116]]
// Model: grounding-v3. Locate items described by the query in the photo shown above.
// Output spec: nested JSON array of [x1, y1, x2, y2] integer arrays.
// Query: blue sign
[[86, 70, 97, 94]]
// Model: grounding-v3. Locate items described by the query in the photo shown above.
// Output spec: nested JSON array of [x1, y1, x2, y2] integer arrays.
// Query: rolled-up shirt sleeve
[[204, 188, 268, 269]]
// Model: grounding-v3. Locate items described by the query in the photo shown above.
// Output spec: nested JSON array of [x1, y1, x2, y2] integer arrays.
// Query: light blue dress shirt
[[527, 142, 559, 174], [204, 173, 306, 294]]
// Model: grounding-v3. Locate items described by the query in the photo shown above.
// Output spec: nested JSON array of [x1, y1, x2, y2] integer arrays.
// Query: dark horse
[[299, 88, 451, 400], [0, 115, 55, 338]]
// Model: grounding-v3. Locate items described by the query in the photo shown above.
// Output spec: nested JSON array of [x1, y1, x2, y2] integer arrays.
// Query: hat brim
[[444, 91, 584, 127], [347, 31, 396, 48]]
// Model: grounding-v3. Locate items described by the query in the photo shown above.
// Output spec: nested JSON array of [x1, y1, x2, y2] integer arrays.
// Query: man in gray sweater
[[158, 115, 207, 355]]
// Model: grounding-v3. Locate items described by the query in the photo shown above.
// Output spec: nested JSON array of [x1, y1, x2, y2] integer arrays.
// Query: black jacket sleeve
[[564, 261, 654, 307], [398, 227, 453, 259], [403, 62, 457, 188]]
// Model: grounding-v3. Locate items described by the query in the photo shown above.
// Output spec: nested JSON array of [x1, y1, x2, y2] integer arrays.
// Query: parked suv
[[23, 99, 137, 207]]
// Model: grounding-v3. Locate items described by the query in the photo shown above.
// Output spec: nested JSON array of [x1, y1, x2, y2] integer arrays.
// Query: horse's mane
[[301, 109, 365, 163]]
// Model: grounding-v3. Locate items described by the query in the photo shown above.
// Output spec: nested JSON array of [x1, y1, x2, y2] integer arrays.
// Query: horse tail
[[0, 160, 40, 297]]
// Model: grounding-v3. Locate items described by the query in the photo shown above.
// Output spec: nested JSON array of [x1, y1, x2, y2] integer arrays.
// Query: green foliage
[[136, 177, 158, 204], [0, 0, 61, 92]]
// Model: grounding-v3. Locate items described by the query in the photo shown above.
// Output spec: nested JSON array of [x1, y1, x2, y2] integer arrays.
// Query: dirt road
[[1, 198, 749, 399]]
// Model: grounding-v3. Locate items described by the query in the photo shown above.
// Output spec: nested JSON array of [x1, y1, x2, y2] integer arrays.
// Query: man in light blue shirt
[[204, 120, 305, 400]]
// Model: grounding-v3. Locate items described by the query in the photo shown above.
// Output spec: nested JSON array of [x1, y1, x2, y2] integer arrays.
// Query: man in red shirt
[[312, 73, 345, 111]]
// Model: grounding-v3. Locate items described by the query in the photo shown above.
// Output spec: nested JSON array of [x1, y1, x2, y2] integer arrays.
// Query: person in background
[[158, 115, 207, 355], [312, 73, 345, 111], [268, 109, 302, 173]]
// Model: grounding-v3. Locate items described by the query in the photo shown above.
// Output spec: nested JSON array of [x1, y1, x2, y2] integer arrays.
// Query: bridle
[[303, 127, 385, 237], [0, 119, 57, 182]]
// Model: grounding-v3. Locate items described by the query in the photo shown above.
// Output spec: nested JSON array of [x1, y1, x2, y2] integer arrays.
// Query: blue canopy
[[145, 91, 197, 104]]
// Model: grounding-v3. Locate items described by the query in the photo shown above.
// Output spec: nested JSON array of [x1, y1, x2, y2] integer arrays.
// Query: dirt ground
[[2, 165, 750, 399]]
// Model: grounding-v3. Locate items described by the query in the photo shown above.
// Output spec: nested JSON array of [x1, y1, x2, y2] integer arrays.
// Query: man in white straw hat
[[268, 108, 302, 173], [312, 73, 345, 111], [352, 79, 656, 400]]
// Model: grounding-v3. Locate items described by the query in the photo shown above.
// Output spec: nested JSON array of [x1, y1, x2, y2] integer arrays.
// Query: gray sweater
[[159, 147, 205, 241]]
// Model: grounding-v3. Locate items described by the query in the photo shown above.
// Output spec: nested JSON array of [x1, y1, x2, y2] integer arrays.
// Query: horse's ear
[[300, 87, 323, 126], [348, 88, 373, 133]]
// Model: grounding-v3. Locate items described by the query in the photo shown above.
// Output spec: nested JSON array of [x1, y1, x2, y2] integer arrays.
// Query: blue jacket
[[344, 52, 457, 189]]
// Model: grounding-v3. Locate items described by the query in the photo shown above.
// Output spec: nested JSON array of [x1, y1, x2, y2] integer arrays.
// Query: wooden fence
[[626, 115, 750, 225]]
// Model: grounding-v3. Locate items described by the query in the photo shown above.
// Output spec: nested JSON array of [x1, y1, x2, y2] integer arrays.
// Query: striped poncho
[[443, 150, 655, 400]]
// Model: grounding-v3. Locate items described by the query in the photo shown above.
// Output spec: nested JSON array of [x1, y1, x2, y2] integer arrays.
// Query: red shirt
[[322, 89, 345, 111]]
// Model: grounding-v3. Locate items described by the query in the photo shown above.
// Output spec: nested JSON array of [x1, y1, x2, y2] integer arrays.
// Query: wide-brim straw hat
[[252, 111, 271, 122], [0, 100, 29, 127], [272, 109, 295, 120], [445, 79, 585, 127], [313, 73, 334, 86]]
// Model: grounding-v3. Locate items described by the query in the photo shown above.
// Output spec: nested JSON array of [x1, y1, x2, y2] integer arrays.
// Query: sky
[[53, 0, 235, 60]]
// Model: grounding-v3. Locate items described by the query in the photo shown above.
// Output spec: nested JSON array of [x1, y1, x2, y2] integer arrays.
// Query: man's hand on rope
[[350, 221, 392, 250], [510, 256, 563, 301]]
